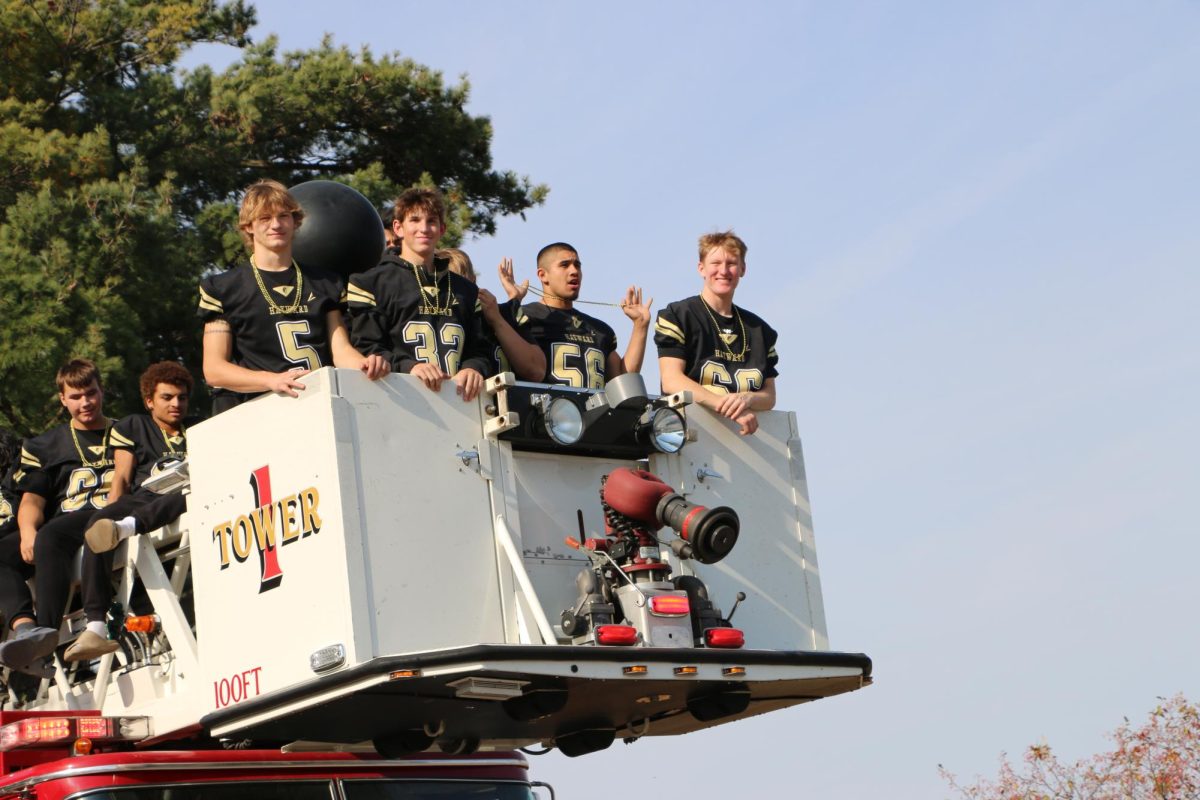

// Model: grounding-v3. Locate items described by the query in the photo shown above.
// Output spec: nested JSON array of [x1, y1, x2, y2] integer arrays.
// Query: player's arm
[[450, 291, 492, 402], [494, 324, 546, 381], [17, 492, 45, 563], [347, 277, 408, 372], [659, 356, 764, 435], [479, 290, 545, 381], [327, 309, 389, 380], [752, 377, 776, 410], [202, 320, 310, 397], [620, 286, 653, 374], [108, 448, 137, 502], [660, 358, 775, 412], [659, 357, 723, 411], [606, 350, 626, 380]]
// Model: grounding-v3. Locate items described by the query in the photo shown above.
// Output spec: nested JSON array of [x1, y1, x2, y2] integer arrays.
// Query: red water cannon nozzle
[[601, 468, 740, 564]]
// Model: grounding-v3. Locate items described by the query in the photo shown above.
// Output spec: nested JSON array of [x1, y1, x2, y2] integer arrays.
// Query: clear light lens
[[650, 408, 686, 453], [310, 643, 346, 673], [545, 398, 584, 445]]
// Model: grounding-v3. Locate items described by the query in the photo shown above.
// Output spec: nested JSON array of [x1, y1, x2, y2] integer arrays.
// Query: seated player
[[438, 249, 545, 381], [0, 360, 117, 676], [66, 362, 199, 662], [347, 188, 491, 401], [654, 231, 778, 436], [512, 242, 652, 388], [199, 179, 388, 414], [0, 428, 17, 527], [0, 429, 31, 659]]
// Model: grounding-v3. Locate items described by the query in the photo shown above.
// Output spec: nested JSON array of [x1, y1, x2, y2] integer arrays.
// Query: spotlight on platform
[[499, 373, 691, 459]]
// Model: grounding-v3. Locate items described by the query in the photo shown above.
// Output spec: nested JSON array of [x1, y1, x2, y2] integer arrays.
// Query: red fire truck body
[[0, 712, 539, 800]]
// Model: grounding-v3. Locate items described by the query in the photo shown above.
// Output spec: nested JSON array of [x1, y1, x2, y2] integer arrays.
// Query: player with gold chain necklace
[[0, 360, 117, 677], [347, 188, 492, 400], [655, 231, 779, 436], [198, 180, 371, 414]]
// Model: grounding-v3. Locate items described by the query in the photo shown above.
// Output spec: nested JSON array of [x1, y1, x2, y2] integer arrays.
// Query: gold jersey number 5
[[276, 320, 322, 371]]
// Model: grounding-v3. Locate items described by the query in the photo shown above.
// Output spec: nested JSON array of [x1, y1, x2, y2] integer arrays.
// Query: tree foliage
[[943, 694, 1200, 800], [0, 0, 546, 433]]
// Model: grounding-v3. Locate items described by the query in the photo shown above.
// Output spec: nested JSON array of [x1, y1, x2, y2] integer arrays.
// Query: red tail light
[[0, 715, 148, 752], [704, 628, 745, 649], [648, 595, 690, 616], [18, 718, 71, 745], [76, 718, 112, 739], [596, 625, 639, 646]]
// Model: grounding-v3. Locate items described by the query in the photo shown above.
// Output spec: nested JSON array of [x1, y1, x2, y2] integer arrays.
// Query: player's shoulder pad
[[519, 301, 550, 321], [197, 271, 228, 314], [20, 425, 67, 468], [110, 414, 144, 448], [346, 263, 387, 308]]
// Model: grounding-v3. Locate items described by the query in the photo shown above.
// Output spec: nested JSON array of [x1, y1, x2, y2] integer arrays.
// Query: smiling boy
[[67, 362, 200, 661], [0, 360, 116, 675], [199, 179, 387, 413], [347, 188, 491, 401], [654, 231, 778, 436]]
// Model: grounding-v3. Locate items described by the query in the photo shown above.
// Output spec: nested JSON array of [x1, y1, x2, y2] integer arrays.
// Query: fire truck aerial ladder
[[1, 368, 871, 762]]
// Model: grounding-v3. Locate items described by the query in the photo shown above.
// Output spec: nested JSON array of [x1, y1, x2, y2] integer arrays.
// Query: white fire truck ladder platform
[[198, 643, 871, 749], [14, 368, 871, 757]]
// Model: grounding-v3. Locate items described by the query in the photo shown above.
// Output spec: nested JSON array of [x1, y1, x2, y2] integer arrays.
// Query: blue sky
[[189, 3, 1200, 796]]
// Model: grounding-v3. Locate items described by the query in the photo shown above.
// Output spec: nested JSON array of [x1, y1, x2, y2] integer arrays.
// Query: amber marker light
[[673, 666, 698, 676], [124, 614, 159, 634], [623, 665, 648, 675], [722, 667, 747, 677], [389, 669, 422, 680], [72, 738, 94, 757]]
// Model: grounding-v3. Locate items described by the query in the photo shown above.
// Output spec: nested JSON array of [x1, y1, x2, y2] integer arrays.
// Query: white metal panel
[[333, 371, 506, 654], [503, 450, 639, 628], [651, 407, 829, 650], [187, 368, 362, 716]]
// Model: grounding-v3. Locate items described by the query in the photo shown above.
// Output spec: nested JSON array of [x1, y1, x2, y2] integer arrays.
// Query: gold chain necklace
[[700, 298, 748, 358], [527, 285, 623, 308], [159, 423, 186, 455], [70, 422, 112, 468], [251, 257, 305, 314], [411, 262, 454, 316]]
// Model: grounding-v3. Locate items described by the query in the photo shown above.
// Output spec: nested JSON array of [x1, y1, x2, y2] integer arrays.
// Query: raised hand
[[497, 257, 529, 301], [621, 285, 653, 326]]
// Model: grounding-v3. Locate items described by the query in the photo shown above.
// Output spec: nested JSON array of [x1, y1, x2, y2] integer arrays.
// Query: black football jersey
[[484, 298, 534, 377], [197, 262, 344, 402], [0, 455, 19, 528], [14, 423, 115, 516], [110, 414, 200, 488], [654, 295, 779, 394], [517, 303, 619, 388], [347, 255, 491, 376]]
